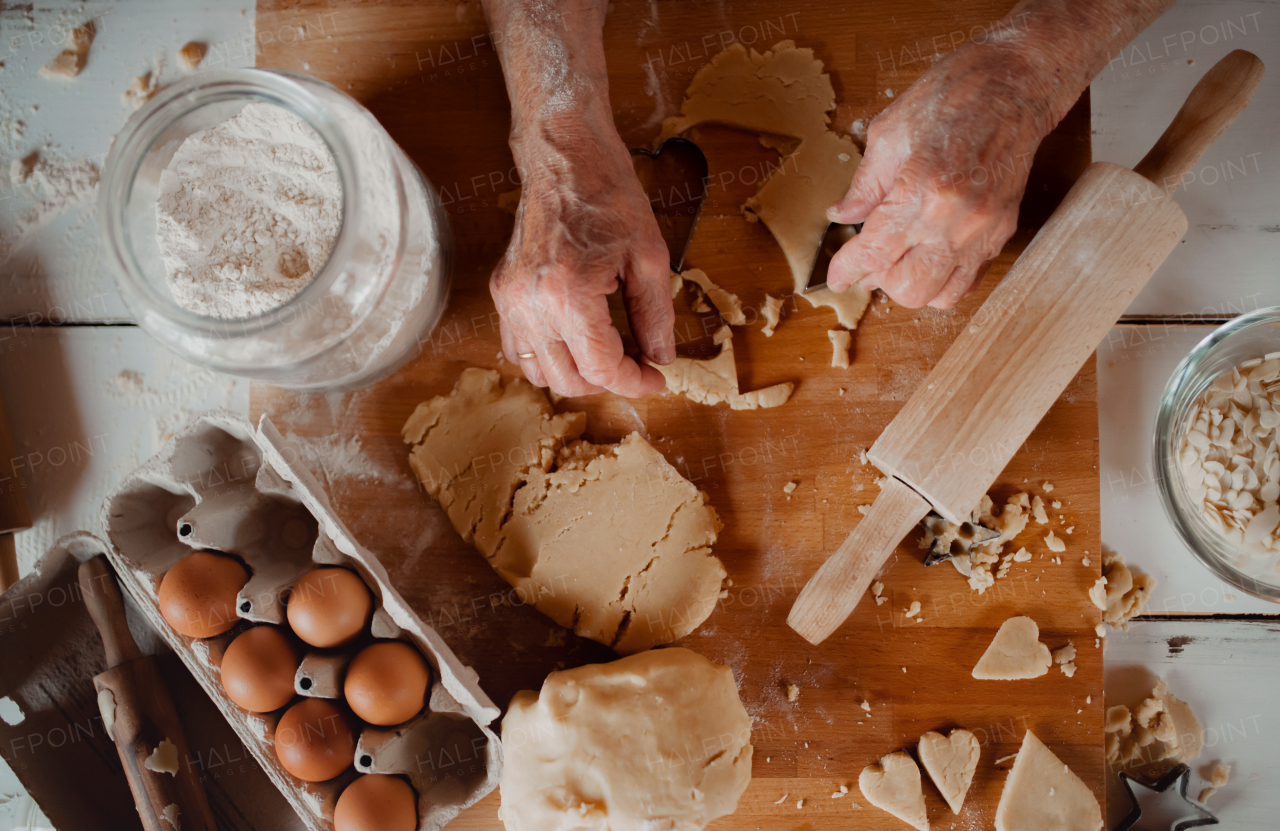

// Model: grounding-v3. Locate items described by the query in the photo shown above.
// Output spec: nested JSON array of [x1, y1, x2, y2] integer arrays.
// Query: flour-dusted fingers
[[930, 259, 993, 310], [622, 246, 677, 366], [537, 339, 606, 398], [500, 321, 549, 387], [872, 241, 960, 309], [825, 197, 916, 293]]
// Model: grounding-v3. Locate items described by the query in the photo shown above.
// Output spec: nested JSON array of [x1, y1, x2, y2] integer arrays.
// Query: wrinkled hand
[[827, 43, 1055, 309], [492, 123, 674, 398]]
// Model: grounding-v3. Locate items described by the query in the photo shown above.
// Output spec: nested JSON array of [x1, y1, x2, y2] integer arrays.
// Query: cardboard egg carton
[[100, 411, 501, 831]]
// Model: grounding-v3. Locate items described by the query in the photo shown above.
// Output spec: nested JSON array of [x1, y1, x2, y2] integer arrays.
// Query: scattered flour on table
[[3, 149, 99, 258], [155, 103, 341, 319], [283, 432, 405, 488]]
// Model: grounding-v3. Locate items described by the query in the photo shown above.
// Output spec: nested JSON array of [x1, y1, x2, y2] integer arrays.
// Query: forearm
[[984, 0, 1175, 134], [480, 0, 621, 168]]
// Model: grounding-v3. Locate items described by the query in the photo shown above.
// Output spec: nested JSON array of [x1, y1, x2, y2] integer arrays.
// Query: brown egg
[[220, 626, 300, 713], [344, 641, 431, 726], [334, 774, 417, 831], [158, 551, 248, 638], [286, 567, 372, 648], [274, 698, 356, 782]]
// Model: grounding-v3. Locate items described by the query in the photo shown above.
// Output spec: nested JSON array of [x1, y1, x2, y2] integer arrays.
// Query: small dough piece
[[144, 739, 180, 776], [657, 41, 870, 329], [500, 648, 752, 831], [178, 41, 207, 70], [1100, 549, 1154, 629], [404, 369, 726, 653], [97, 689, 117, 735], [1088, 577, 1108, 611], [761, 294, 783, 336], [995, 730, 1102, 831], [655, 325, 794, 410], [161, 804, 181, 829], [1052, 642, 1076, 665], [122, 72, 158, 109], [828, 329, 851, 369], [918, 729, 979, 814], [40, 22, 94, 79], [40, 49, 86, 79], [973, 616, 1052, 680], [1103, 678, 1203, 771], [1045, 530, 1066, 552], [858, 751, 929, 831], [676, 268, 746, 325], [1207, 763, 1231, 787]]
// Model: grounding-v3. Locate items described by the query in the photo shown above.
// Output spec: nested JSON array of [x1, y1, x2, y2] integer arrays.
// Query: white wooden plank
[[1104, 619, 1280, 828], [1092, 0, 1280, 317], [1097, 323, 1280, 614], [0, 326, 248, 574], [0, 0, 256, 322]]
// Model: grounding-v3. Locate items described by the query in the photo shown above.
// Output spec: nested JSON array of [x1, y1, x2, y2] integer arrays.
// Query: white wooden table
[[0, 1, 1277, 828]]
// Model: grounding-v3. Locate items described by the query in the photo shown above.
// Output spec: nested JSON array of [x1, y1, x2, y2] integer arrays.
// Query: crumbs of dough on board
[[1105, 677, 1202, 772], [761, 294, 783, 336]]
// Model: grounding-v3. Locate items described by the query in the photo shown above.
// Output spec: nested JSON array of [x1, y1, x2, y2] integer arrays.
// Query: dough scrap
[[1100, 548, 1154, 629], [995, 730, 1102, 831], [676, 268, 746, 325], [500, 647, 752, 831], [918, 729, 979, 814], [858, 751, 929, 831], [761, 294, 783, 336], [828, 329, 851, 368], [404, 369, 726, 653], [657, 40, 871, 329], [972, 616, 1052, 680], [655, 325, 794, 410], [1104, 677, 1203, 771]]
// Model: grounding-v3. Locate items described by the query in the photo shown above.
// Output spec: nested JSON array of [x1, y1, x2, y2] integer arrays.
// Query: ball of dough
[[499, 647, 752, 831]]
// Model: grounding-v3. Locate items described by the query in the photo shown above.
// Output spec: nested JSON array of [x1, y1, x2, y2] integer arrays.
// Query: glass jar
[[1154, 307, 1280, 602], [99, 69, 450, 390]]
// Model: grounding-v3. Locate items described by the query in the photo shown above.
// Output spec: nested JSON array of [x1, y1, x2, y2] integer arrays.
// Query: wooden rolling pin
[[789, 50, 1265, 645], [79, 556, 218, 831]]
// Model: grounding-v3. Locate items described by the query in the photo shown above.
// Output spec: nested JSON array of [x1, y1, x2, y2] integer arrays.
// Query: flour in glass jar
[[155, 102, 341, 319]]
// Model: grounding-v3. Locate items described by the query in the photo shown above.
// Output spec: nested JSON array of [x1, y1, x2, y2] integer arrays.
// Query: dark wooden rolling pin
[[79, 555, 217, 831]]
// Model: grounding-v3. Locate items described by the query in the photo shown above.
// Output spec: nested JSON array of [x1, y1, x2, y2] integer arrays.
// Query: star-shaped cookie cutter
[[1112, 763, 1219, 831]]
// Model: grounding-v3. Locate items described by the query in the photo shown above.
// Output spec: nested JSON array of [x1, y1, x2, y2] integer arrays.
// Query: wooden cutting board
[[253, 1, 1103, 827]]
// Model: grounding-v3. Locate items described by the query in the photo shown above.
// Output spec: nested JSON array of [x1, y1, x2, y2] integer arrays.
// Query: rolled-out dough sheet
[[654, 325, 794, 410], [995, 730, 1102, 831], [658, 40, 872, 329], [403, 369, 727, 653]]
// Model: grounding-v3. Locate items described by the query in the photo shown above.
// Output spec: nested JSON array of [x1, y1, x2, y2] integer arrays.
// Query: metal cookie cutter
[[1112, 764, 1219, 831], [630, 137, 708, 272]]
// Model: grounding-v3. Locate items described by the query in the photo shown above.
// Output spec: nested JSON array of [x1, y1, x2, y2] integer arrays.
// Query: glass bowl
[[1154, 307, 1280, 602]]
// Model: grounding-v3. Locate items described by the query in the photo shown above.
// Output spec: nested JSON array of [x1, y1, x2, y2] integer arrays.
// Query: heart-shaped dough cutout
[[972, 615, 1051, 679], [919, 729, 980, 813], [858, 751, 929, 831]]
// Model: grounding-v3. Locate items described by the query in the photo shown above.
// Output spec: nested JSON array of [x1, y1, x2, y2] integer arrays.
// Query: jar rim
[[98, 68, 363, 340], [1153, 306, 1280, 602]]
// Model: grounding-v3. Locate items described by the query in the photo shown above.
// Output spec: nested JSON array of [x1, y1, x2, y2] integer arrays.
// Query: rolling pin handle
[[79, 555, 144, 669], [1133, 49, 1264, 194], [788, 477, 932, 645]]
